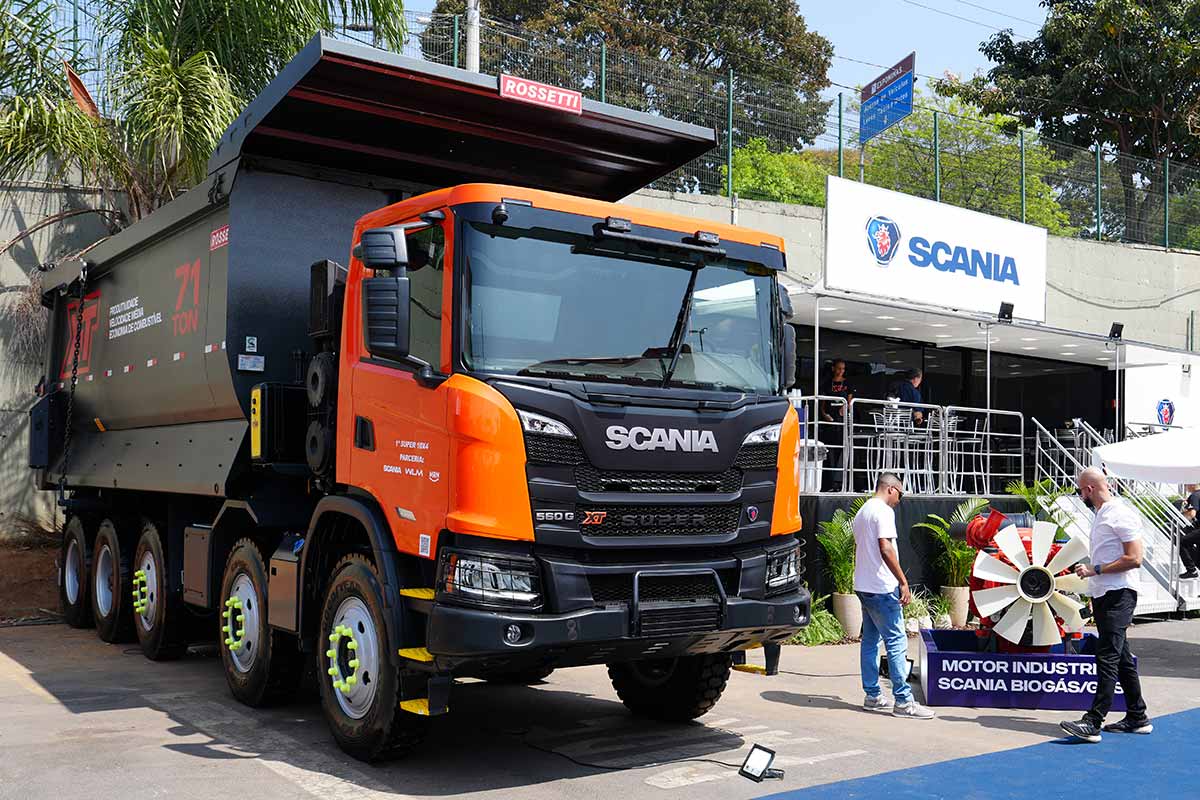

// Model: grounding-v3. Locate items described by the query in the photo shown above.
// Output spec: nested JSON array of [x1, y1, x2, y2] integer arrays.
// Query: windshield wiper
[[661, 267, 700, 389]]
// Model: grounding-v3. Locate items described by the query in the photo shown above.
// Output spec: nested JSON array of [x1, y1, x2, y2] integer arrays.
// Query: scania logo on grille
[[604, 425, 719, 453], [619, 513, 707, 527]]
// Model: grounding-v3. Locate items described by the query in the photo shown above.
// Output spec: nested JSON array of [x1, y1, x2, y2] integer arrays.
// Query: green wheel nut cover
[[131, 570, 150, 615], [326, 623, 362, 696], [223, 595, 247, 652]]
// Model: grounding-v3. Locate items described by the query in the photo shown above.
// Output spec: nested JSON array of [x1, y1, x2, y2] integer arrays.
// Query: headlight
[[765, 546, 799, 595], [518, 409, 575, 438], [743, 423, 782, 445], [437, 549, 543, 609]]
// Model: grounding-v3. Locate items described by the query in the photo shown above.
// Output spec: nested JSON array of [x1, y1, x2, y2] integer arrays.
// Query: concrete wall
[[1, 176, 115, 531], [626, 189, 1200, 350]]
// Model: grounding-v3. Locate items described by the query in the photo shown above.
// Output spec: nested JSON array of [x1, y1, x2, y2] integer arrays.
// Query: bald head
[[1077, 467, 1111, 509], [875, 472, 904, 507]]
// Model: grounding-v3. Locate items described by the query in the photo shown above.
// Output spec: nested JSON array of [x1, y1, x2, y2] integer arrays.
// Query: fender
[[300, 493, 407, 654]]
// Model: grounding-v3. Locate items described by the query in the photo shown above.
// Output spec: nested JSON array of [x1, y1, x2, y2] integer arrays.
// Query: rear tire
[[485, 666, 555, 685], [59, 516, 93, 628], [608, 654, 732, 721], [319, 554, 429, 762], [91, 519, 135, 642], [219, 539, 299, 706], [133, 520, 187, 661]]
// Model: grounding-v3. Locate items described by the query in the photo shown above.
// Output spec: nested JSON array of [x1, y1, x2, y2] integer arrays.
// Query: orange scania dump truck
[[29, 35, 809, 761]]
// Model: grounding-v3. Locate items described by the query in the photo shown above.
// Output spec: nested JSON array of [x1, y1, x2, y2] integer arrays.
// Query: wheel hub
[[224, 573, 260, 673], [328, 597, 379, 720], [133, 551, 157, 629], [64, 538, 81, 605], [1017, 565, 1055, 603], [95, 544, 114, 618], [630, 658, 678, 687]]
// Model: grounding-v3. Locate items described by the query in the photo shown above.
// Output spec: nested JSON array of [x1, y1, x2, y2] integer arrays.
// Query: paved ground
[[0, 619, 1196, 800]]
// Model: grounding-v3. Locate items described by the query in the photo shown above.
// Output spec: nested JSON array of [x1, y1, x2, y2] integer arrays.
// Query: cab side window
[[405, 223, 445, 366]]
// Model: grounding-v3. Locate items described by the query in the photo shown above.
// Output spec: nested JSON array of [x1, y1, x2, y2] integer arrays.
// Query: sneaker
[[1060, 718, 1102, 743], [1102, 717, 1154, 735], [1180, 570, 1199, 580], [864, 694, 893, 712], [892, 700, 935, 719]]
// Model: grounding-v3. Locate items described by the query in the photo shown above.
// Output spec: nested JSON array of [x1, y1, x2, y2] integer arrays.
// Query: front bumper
[[426, 584, 810, 672]]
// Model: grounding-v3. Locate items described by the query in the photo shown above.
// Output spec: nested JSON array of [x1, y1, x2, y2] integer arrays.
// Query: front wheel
[[608, 653, 733, 721], [318, 555, 428, 762]]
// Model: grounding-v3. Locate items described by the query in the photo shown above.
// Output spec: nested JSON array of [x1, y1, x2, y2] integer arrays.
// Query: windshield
[[461, 219, 780, 393]]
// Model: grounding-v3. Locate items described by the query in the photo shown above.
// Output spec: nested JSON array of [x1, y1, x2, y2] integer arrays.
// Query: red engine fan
[[958, 511, 1091, 653]]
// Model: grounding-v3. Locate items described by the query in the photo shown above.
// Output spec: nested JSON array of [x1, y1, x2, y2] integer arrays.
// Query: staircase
[[1032, 419, 1188, 614]]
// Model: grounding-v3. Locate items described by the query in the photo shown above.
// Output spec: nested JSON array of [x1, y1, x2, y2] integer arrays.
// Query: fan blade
[[972, 585, 1020, 618], [1045, 535, 1090, 576], [1031, 601, 1061, 646], [992, 598, 1033, 644], [1031, 521, 1058, 568], [993, 524, 1030, 569], [1048, 592, 1086, 632], [1054, 572, 1090, 595], [973, 552, 1020, 584]]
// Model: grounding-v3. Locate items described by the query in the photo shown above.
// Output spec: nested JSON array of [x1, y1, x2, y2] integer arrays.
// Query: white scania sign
[[824, 176, 1047, 322]]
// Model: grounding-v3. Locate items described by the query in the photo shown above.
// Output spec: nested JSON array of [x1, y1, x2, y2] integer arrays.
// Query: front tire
[[608, 654, 733, 721], [60, 516, 93, 628], [133, 520, 187, 661], [91, 519, 135, 642], [318, 555, 428, 762], [219, 539, 298, 706]]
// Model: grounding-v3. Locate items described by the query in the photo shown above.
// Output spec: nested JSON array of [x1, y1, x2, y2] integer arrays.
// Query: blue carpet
[[758, 707, 1199, 800]]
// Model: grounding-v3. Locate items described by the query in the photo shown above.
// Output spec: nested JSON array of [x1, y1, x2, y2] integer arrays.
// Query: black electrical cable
[[519, 736, 744, 771]]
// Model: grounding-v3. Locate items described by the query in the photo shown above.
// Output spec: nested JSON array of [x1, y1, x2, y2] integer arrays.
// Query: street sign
[[860, 52, 916, 143]]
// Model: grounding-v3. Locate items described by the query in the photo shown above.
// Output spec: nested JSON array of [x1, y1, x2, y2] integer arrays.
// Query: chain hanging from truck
[[58, 265, 88, 509]]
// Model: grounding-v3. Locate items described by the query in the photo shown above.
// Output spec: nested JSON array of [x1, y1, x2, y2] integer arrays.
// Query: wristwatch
[[1095, 563, 1103, 575]]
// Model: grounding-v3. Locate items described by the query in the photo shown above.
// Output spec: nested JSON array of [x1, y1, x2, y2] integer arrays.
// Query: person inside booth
[[887, 368, 925, 426], [820, 359, 853, 491]]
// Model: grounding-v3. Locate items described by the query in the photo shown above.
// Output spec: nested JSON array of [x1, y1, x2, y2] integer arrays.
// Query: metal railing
[[788, 395, 1025, 495]]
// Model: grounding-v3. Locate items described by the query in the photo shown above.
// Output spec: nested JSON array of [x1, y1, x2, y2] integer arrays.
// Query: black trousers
[[1179, 528, 1200, 572], [1086, 588, 1148, 724]]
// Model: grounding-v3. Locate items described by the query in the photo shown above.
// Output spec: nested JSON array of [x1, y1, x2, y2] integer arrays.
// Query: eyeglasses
[[890, 486, 905, 500]]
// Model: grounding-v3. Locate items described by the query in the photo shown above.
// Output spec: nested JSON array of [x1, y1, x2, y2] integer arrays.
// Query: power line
[[950, 0, 1041, 27], [897, 0, 1033, 38]]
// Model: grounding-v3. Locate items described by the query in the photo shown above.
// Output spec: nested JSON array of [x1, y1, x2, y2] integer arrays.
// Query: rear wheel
[[59, 517, 92, 628], [219, 539, 298, 706], [608, 653, 732, 721], [91, 519, 135, 642], [133, 521, 187, 661], [319, 555, 428, 762]]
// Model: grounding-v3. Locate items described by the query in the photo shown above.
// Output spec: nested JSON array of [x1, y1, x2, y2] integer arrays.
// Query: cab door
[[343, 211, 454, 559]]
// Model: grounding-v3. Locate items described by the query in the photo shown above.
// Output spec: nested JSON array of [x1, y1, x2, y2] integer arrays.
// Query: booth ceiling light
[[972, 522, 1089, 647], [834, 319, 854, 324], [930, 323, 948, 328], [1020, 337, 1038, 342], [936, 334, 952, 339], [876, 315, 896, 319], [1021, 346, 1038, 351], [886, 327, 904, 331], [1109, 322, 1124, 340], [819, 305, 840, 311]]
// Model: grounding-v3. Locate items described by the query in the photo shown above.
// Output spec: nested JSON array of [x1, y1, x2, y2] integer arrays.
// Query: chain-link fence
[[38, 3, 1200, 249]]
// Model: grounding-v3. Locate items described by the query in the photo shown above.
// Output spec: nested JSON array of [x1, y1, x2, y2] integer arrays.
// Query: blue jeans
[[857, 588, 913, 704]]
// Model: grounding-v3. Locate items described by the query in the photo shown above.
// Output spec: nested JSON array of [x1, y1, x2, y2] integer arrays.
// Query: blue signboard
[[860, 52, 916, 144]]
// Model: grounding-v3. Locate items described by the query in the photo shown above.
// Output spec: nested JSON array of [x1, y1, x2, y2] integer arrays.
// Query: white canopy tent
[[1093, 429, 1200, 484]]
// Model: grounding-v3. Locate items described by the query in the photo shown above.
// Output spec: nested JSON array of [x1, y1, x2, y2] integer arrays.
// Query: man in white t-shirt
[[1060, 467, 1151, 742], [852, 472, 934, 719]]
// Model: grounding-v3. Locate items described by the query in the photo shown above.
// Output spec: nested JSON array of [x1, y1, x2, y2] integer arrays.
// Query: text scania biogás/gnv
[[29, 36, 809, 763]]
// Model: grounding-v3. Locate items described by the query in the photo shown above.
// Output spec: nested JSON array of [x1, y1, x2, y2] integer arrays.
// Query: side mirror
[[363, 276, 410, 362], [782, 323, 797, 390], [354, 226, 410, 271]]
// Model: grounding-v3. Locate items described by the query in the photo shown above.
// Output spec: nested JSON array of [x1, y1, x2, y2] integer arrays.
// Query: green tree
[[424, 0, 833, 193], [862, 94, 1074, 236], [0, 0, 409, 224], [935, 0, 1200, 242], [722, 138, 830, 205]]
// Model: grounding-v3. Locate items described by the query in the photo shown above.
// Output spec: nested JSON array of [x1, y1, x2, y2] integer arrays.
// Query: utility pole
[[466, 0, 481, 73]]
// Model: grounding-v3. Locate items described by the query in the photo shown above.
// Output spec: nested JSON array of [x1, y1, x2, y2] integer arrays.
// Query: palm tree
[[0, 0, 409, 226]]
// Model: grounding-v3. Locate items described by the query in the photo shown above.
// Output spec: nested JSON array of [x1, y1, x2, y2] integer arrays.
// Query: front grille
[[577, 504, 741, 537], [589, 572, 733, 604], [524, 433, 585, 465], [639, 604, 722, 637], [734, 442, 779, 470], [575, 464, 742, 493]]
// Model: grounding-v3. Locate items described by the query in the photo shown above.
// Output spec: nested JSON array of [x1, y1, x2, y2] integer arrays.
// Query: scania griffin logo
[[865, 215, 902, 266], [604, 425, 719, 453]]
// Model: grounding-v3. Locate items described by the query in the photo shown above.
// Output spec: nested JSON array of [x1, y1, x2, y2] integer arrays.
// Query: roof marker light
[[605, 216, 632, 232]]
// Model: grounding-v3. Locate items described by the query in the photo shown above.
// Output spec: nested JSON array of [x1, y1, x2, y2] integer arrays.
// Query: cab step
[[398, 647, 434, 663], [399, 588, 435, 600], [732, 664, 767, 675], [399, 676, 451, 716], [399, 587, 435, 614], [400, 699, 431, 716]]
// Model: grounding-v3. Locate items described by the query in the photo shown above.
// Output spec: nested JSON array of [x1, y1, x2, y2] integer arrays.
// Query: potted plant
[[903, 589, 932, 634], [817, 499, 865, 636], [914, 498, 990, 628], [928, 592, 953, 629]]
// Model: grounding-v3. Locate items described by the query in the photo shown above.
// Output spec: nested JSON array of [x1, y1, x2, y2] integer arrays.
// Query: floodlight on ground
[[739, 744, 784, 782]]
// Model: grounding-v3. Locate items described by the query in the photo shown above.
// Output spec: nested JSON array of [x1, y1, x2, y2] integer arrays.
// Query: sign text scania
[[499, 74, 582, 115], [605, 425, 719, 453], [907, 237, 1020, 285]]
